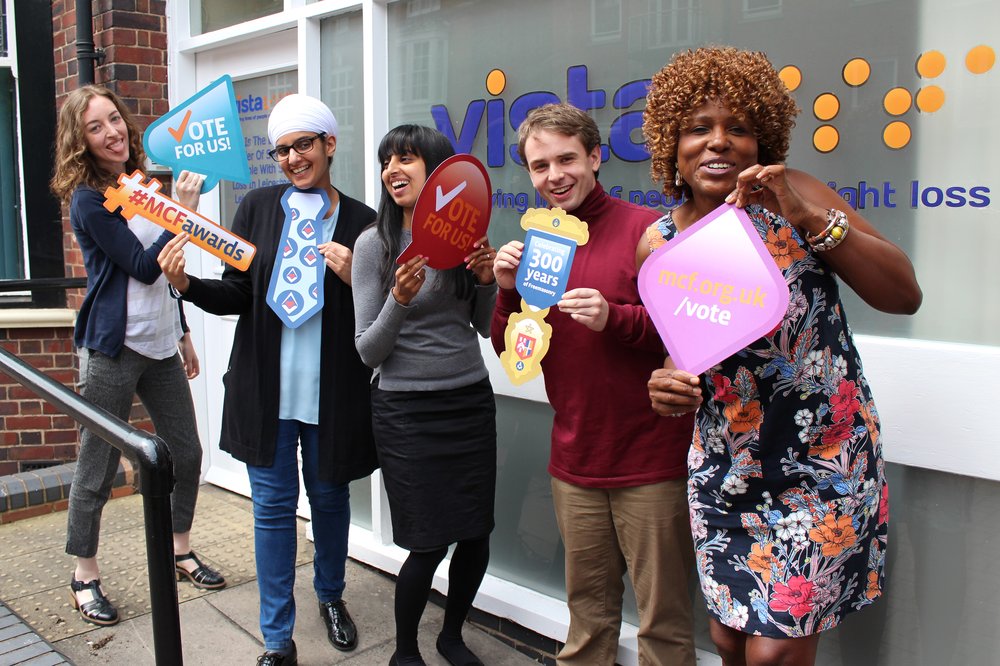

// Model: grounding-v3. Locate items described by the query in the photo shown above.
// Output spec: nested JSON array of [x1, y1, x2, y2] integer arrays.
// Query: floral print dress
[[648, 205, 887, 638]]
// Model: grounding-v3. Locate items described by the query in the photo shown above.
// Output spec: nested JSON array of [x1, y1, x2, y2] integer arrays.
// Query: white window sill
[[0, 308, 76, 329]]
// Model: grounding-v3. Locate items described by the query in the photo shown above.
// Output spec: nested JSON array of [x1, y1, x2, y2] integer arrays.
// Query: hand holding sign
[[144, 75, 251, 193], [637, 203, 789, 375], [104, 170, 256, 271], [396, 154, 492, 269], [500, 207, 590, 385]]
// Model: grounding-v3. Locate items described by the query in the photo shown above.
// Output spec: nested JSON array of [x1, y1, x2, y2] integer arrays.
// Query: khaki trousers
[[551, 477, 696, 666]]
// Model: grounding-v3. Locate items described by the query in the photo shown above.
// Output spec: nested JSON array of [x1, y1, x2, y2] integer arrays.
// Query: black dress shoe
[[175, 551, 227, 590], [70, 576, 119, 626], [256, 641, 297, 666], [318, 599, 358, 651]]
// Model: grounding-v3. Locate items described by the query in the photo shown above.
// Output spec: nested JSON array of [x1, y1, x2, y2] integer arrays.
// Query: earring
[[674, 165, 683, 188]]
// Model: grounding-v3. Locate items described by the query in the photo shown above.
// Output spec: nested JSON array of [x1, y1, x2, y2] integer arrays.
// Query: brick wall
[[0, 326, 156, 474], [0, 329, 79, 476], [0, 0, 166, 474], [51, 0, 170, 299]]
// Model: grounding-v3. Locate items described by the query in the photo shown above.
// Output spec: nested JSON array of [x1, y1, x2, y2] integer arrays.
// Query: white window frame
[[630, 0, 699, 50], [741, 0, 782, 20], [591, 0, 622, 41]]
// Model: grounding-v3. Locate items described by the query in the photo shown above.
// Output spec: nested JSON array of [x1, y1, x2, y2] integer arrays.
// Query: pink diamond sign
[[638, 204, 790, 375]]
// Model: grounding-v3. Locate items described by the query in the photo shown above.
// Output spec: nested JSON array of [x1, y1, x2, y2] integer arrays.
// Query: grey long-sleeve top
[[352, 227, 497, 391]]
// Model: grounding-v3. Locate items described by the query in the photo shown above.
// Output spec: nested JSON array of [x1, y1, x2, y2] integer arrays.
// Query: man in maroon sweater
[[491, 104, 696, 665]]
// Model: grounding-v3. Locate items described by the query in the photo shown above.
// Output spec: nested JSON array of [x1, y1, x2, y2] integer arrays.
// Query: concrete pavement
[[0, 484, 540, 665]]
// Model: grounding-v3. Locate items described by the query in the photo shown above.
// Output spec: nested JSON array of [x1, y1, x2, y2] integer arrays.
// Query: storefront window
[[320, 10, 366, 204], [220, 71, 296, 230], [382, 0, 999, 648], [387, 0, 998, 347], [192, 0, 282, 35]]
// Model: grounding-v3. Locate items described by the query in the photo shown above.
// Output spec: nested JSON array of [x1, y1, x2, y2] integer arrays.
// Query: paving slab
[[1, 485, 539, 665]]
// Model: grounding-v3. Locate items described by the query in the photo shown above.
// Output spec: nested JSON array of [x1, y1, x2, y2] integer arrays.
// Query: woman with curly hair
[[52, 85, 224, 627], [639, 47, 921, 665]]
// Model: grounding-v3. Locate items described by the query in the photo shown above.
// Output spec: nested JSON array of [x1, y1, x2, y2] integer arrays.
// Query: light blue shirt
[[278, 202, 340, 423]]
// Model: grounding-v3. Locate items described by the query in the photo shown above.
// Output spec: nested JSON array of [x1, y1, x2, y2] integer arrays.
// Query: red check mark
[[167, 109, 192, 143]]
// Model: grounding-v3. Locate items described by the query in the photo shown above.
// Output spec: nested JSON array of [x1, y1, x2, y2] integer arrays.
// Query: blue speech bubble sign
[[143, 74, 251, 193], [515, 228, 578, 310]]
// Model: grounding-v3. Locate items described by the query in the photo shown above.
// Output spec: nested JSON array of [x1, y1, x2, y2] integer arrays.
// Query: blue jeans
[[247, 419, 351, 651]]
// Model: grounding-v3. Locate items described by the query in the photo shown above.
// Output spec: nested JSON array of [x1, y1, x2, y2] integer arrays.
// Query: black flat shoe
[[257, 641, 297, 666], [175, 551, 227, 590], [436, 634, 484, 666], [319, 599, 358, 651], [389, 652, 427, 666], [70, 576, 119, 626]]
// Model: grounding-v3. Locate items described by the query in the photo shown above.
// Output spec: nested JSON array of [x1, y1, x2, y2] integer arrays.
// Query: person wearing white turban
[[158, 93, 377, 666], [267, 93, 339, 146]]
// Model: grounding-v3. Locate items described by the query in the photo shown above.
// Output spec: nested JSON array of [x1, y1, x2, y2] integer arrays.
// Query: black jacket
[[184, 184, 377, 483]]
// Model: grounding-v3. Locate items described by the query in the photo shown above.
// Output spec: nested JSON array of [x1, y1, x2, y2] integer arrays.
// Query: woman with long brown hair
[[52, 85, 224, 627]]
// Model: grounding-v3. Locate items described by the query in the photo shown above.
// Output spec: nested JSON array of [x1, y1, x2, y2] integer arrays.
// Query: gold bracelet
[[805, 208, 849, 251]]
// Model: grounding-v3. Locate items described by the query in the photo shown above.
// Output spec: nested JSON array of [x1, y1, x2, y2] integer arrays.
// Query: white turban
[[267, 94, 339, 145]]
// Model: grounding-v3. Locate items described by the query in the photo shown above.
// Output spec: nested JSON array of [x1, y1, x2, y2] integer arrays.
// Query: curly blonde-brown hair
[[643, 46, 800, 201], [50, 85, 146, 203]]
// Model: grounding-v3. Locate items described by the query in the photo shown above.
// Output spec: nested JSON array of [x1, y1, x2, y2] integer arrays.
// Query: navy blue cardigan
[[71, 185, 185, 357]]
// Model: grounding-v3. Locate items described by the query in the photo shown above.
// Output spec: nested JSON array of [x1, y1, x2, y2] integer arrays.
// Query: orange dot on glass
[[813, 93, 840, 121], [779, 65, 802, 91], [842, 58, 871, 87], [966, 45, 996, 74], [916, 50, 946, 78], [486, 69, 507, 96], [883, 122, 911, 149], [916, 85, 945, 113], [883, 88, 912, 116], [813, 125, 839, 153]]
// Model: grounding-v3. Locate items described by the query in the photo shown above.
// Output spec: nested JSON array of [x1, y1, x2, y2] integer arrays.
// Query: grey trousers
[[66, 346, 203, 558]]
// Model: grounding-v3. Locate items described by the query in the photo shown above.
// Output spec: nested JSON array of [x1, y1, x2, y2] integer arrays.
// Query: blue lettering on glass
[[486, 98, 505, 167], [237, 95, 265, 113], [431, 100, 485, 157], [609, 80, 651, 163], [432, 67, 993, 211], [828, 181, 991, 209], [431, 65, 652, 169], [507, 92, 562, 165]]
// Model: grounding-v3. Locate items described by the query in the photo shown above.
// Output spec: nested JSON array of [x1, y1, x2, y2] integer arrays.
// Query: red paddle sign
[[396, 154, 492, 269]]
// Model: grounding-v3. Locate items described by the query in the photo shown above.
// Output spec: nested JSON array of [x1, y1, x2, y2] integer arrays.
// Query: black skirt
[[371, 377, 497, 551]]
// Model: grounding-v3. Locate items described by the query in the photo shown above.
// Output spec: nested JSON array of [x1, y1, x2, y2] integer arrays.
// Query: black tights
[[394, 536, 490, 659]]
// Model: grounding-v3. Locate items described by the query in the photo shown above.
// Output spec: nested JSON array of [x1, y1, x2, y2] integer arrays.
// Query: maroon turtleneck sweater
[[491, 182, 693, 487]]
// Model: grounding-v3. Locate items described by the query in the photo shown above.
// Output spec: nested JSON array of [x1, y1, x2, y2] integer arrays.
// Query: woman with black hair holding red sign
[[352, 125, 498, 666]]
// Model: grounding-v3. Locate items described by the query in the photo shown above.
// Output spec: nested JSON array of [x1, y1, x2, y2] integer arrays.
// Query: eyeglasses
[[267, 133, 326, 162]]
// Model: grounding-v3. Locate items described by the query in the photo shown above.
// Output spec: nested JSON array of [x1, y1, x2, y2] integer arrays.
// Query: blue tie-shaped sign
[[266, 188, 330, 328], [143, 75, 251, 193]]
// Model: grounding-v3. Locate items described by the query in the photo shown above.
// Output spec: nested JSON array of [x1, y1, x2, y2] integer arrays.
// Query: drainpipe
[[75, 0, 104, 85]]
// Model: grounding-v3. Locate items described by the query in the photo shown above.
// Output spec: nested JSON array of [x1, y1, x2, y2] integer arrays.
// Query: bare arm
[[729, 165, 922, 314]]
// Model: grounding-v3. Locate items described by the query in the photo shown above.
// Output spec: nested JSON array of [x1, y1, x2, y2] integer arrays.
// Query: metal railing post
[[0, 347, 183, 665]]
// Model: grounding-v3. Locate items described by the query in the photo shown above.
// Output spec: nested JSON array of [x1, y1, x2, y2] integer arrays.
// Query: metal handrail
[[0, 277, 88, 292], [0, 347, 183, 665]]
